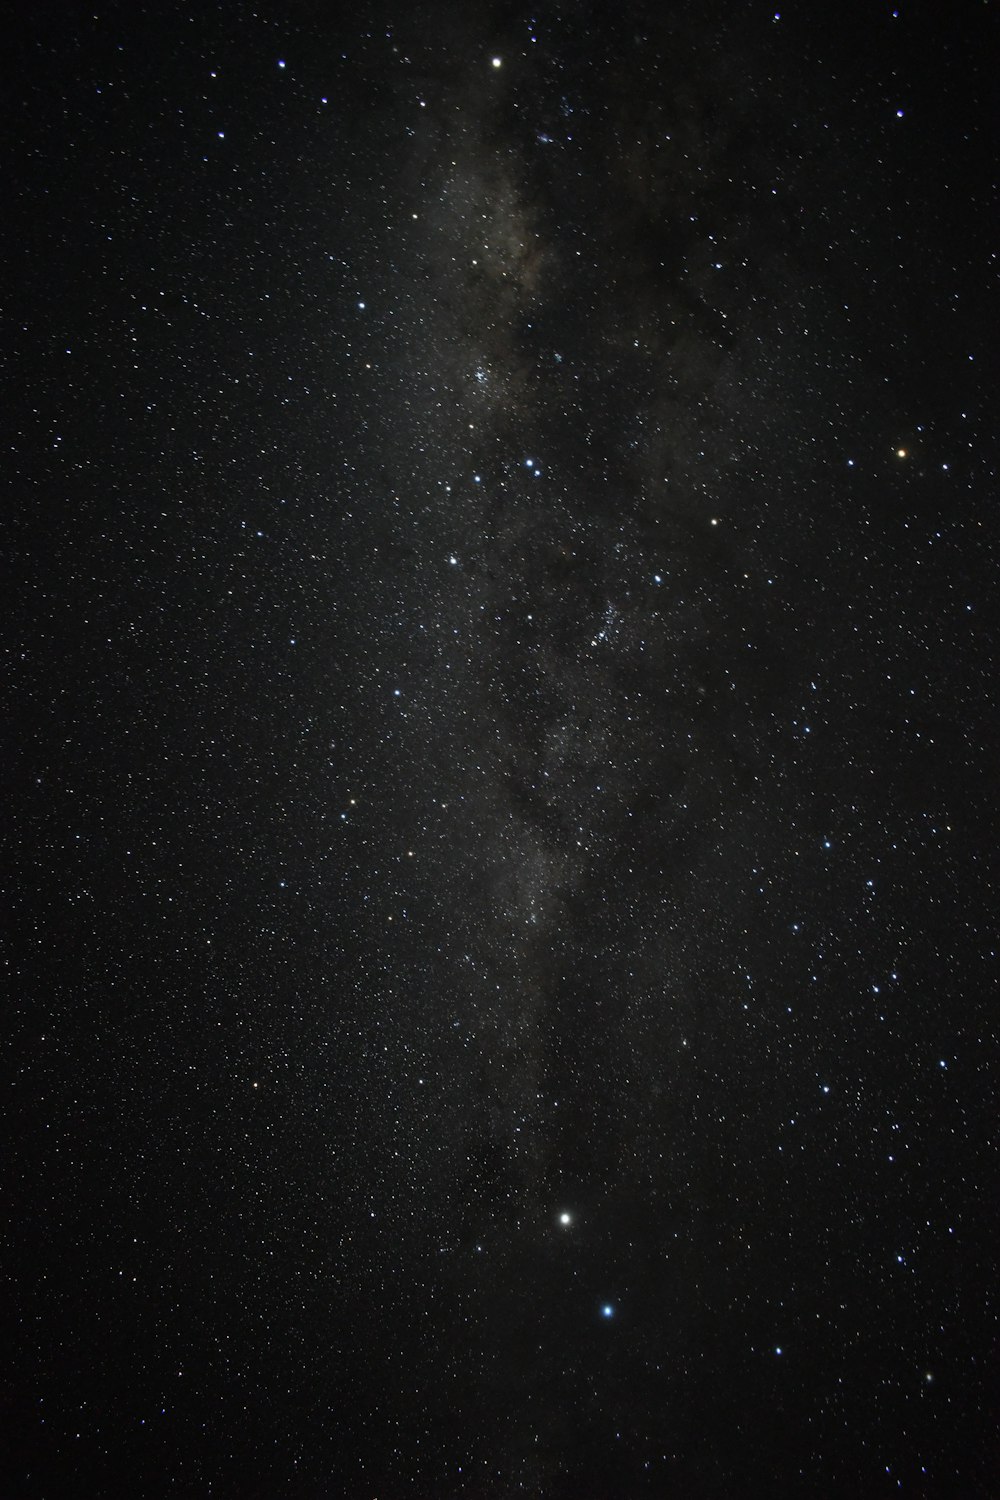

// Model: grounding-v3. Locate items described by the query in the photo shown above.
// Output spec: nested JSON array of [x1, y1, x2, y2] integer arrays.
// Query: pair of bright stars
[[557, 1212, 614, 1318]]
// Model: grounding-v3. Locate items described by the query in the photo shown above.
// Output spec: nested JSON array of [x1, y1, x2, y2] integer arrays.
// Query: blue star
[[601, 1304, 615, 1319]]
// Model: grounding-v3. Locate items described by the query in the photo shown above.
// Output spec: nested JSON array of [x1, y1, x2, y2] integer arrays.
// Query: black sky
[[7, 2, 1000, 1496]]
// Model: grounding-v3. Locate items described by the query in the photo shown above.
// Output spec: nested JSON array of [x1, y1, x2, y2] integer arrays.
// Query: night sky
[[7, 2, 1000, 1496]]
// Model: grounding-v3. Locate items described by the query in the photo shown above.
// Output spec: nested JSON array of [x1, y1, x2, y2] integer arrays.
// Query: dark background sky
[[6, 1, 999, 1495]]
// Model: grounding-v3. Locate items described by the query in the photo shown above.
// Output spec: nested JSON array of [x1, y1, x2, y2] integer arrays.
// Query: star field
[[6, 2, 999, 1496]]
